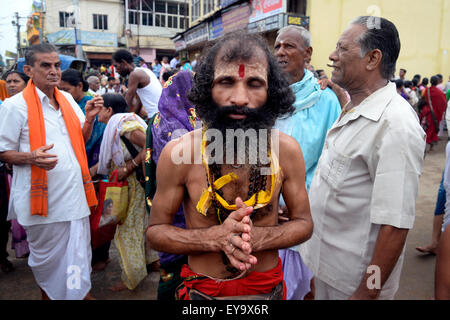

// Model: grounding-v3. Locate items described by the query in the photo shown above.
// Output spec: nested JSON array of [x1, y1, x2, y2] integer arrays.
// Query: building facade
[[174, 0, 449, 79], [124, 0, 189, 63], [173, 0, 308, 60], [39, 0, 123, 66]]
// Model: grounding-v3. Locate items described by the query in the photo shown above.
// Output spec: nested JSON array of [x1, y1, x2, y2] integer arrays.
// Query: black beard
[[202, 102, 277, 135], [200, 102, 276, 167]]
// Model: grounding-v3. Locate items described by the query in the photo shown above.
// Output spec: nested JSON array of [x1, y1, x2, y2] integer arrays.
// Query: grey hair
[[24, 43, 57, 66], [277, 25, 312, 48], [87, 76, 99, 84], [350, 16, 400, 80]]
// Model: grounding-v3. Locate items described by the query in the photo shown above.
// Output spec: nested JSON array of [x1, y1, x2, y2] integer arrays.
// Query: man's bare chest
[[184, 164, 280, 225]]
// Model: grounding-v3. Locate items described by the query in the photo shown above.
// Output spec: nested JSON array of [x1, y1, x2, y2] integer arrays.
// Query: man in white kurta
[[0, 44, 100, 300], [299, 17, 426, 299]]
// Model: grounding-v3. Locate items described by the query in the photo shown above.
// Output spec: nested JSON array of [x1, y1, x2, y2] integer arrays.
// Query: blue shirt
[[152, 63, 162, 78], [170, 57, 179, 69], [275, 69, 341, 191]]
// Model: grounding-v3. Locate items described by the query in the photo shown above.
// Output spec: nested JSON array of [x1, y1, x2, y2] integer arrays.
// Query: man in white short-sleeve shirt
[[299, 16, 426, 300], [0, 44, 102, 300]]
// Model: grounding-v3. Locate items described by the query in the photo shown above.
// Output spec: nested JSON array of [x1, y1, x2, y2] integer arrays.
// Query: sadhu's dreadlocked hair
[[188, 30, 295, 127]]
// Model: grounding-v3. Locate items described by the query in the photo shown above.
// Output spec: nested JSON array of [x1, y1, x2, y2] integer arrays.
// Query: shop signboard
[[222, 4, 250, 34], [174, 39, 186, 51], [185, 24, 208, 45], [249, 0, 283, 23], [287, 15, 310, 29], [209, 16, 223, 40], [47, 30, 117, 46]]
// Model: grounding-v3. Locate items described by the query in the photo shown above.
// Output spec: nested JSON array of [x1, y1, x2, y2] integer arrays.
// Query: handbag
[[120, 135, 146, 189], [90, 170, 129, 249]]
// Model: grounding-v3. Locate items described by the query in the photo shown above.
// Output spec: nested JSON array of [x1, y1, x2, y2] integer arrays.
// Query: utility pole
[[39, 0, 46, 43], [12, 12, 22, 57], [73, 0, 84, 60], [137, 0, 140, 55]]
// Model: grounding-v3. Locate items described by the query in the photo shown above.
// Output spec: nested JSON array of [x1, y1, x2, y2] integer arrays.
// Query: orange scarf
[[23, 80, 97, 217], [0, 80, 9, 101]]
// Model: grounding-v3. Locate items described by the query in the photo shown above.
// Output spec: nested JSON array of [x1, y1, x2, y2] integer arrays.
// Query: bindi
[[238, 64, 245, 78]]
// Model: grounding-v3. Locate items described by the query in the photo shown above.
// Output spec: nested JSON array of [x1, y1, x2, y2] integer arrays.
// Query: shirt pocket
[[319, 146, 352, 192]]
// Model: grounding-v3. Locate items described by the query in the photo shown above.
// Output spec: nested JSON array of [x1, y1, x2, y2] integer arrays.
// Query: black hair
[[188, 30, 295, 127], [24, 43, 57, 66], [404, 80, 412, 88], [61, 69, 89, 92], [422, 77, 429, 86], [395, 79, 404, 89], [412, 78, 419, 87], [413, 74, 421, 80], [113, 49, 134, 64], [102, 93, 128, 114], [107, 76, 115, 82], [430, 76, 439, 86], [162, 70, 177, 82], [437, 74, 443, 80], [5, 70, 30, 84], [352, 16, 401, 80], [102, 198, 113, 215], [400, 68, 407, 73]]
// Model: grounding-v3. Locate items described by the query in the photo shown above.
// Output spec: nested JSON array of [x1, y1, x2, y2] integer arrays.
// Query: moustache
[[217, 105, 259, 118]]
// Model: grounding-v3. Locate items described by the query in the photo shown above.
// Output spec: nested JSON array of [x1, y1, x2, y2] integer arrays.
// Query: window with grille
[[93, 14, 108, 30], [191, 0, 200, 22], [59, 11, 73, 28], [128, 1, 188, 29]]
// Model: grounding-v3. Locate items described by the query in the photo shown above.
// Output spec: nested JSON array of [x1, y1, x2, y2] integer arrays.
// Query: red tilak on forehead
[[238, 64, 245, 78]]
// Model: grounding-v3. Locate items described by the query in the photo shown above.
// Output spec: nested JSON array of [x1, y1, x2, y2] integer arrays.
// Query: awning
[[127, 36, 175, 50], [81, 46, 118, 53]]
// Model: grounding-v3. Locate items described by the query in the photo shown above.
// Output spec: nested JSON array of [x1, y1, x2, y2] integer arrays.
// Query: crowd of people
[[0, 15, 450, 301]]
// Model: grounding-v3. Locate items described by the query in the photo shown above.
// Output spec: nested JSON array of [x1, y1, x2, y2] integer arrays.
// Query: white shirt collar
[[354, 82, 396, 122], [34, 85, 51, 104]]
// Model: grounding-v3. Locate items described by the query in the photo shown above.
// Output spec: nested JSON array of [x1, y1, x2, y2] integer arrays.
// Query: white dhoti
[[24, 216, 92, 300]]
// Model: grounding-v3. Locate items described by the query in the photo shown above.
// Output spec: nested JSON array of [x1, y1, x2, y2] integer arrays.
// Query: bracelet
[[131, 159, 139, 167]]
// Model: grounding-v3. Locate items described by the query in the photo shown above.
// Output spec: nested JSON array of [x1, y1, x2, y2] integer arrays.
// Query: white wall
[[45, 0, 123, 36]]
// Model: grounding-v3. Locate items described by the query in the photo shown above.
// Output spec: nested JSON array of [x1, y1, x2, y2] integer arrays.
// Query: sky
[[0, 0, 34, 60]]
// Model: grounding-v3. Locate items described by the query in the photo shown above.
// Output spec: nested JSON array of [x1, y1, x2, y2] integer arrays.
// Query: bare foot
[[84, 292, 97, 300], [0, 259, 15, 273], [416, 245, 438, 255], [147, 260, 160, 272], [109, 281, 128, 292], [92, 258, 112, 272]]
